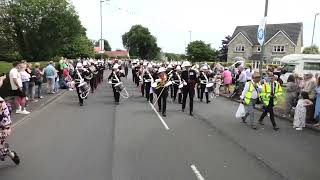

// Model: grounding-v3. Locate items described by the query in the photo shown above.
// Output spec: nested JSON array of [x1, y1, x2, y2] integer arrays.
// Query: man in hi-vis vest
[[240, 72, 262, 130], [258, 73, 282, 131]]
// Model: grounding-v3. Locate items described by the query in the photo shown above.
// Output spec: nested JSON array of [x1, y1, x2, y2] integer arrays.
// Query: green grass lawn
[[0, 61, 13, 74]]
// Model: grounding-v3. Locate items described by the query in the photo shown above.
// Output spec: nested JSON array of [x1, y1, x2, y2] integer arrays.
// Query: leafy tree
[[303, 45, 319, 54], [218, 35, 232, 62], [59, 35, 94, 59], [187, 40, 216, 62], [0, 0, 87, 60], [95, 39, 111, 51], [165, 53, 182, 61], [122, 25, 160, 59]]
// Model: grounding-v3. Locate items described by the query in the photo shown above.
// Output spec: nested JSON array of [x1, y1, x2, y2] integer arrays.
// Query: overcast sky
[[70, 0, 320, 54]]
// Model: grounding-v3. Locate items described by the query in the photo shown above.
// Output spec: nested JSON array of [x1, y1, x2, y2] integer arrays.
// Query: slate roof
[[106, 50, 129, 58], [230, 23, 303, 46]]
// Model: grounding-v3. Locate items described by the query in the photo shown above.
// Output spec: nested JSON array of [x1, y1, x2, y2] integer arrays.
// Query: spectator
[[20, 63, 31, 101], [293, 91, 313, 130], [302, 73, 316, 123], [237, 66, 247, 94], [9, 62, 30, 114], [44, 61, 57, 94], [0, 74, 6, 88], [33, 63, 44, 99], [222, 67, 232, 94], [314, 77, 320, 127], [245, 66, 253, 82], [283, 75, 299, 117], [26, 63, 37, 102]]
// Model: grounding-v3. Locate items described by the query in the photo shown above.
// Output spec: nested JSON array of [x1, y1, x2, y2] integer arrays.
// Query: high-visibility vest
[[244, 81, 255, 105], [260, 82, 283, 106]]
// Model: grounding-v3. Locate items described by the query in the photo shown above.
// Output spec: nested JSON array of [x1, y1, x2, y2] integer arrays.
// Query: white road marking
[[148, 102, 170, 130], [191, 164, 205, 180]]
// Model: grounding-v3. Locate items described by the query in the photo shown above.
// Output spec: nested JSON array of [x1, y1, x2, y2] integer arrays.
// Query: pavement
[[0, 70, 319, 180]]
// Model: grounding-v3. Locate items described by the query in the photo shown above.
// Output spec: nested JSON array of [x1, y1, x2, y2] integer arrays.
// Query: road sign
[[257, 17, 267, 46]]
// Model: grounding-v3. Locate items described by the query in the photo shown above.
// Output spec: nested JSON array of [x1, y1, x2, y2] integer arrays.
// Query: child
[[0, 97, 20, 164], [214, 74, 222, 97], [293, 91, 313, 130]]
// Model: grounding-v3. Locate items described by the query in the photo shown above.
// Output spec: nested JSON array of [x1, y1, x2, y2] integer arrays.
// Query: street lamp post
[[311, 13, 319, 46], [259, 0, 269, 74], [100, 0, 109, 58], [189, 31, 192, 42]]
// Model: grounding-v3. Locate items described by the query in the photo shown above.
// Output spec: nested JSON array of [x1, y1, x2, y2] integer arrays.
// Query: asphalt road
[[1, 70, 319, 180]]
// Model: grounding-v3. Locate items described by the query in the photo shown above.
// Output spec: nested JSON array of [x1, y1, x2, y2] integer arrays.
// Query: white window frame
[[272, 45, 286, 52], [235, 45, 245, 52]]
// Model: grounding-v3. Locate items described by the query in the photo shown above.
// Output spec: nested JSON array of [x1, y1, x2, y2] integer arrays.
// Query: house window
[[235, 45, 245, 52], [257, 46, 261, 52], [273, 45, 285, 52]]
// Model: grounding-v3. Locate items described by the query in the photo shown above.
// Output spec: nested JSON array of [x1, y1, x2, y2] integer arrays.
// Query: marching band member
[[88, 59, 98, 93], [143, 63, 154, 102], [166, 64, 174, 99], [181, 61, 197, 116], [172, 65, 183, 104], [199, 66, 212, 103], [140, 62, 148, 97], [154, 67, 170, 117], [108, 64, 125, 105], [134, 63, 141, 87], [74, 63, 91, 106]]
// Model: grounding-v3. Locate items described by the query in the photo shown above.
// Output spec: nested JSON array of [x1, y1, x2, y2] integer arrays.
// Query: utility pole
[[100, 0, 104, 53], [189, 31, 192, 42], [259, 0, 268, 74], [311, 13, 319, 46]]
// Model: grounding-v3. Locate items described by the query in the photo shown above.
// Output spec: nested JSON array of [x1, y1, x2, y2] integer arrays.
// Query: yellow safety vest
[[244, 82, 255, 105], [259, 82, 283, 106]]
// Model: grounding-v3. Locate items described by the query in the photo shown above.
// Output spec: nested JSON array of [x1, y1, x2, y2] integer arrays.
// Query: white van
[[280, 54, 320, 83]]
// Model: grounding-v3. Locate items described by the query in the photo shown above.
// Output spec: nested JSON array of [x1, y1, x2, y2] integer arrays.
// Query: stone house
[[227, 23, 303, 67]]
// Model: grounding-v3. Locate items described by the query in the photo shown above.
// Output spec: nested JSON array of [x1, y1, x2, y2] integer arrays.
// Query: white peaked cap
[[158, 67, 166, 73], [113, 63, 119, 69], [76, 62, 83, 68], [182, 61, 192, 67], [176, 65, 181, 71], [167, 64, 173, 69], [202, 66, 208, 70], [83, 61, 88, 66], [147, 63, 153, 68], [89, 59, 94, 63], [143, 62, 148, 66]]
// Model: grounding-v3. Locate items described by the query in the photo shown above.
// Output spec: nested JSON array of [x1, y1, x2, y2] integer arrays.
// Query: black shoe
[[258, 121, 264, 125], [200, 99, 203, 102], [190, 112, 193, 116], [79, 102, 84, 106], [273, 127, 279, 131], [115, 102, 120, 105], [10, 151, 20, 165], [206, 100, 211, 104], [251, 125, 258, 130], [182, 109, 185, 112], [159, 109, 161, 112], [241, 117, 247, 123], [162, 113, 166, 117]]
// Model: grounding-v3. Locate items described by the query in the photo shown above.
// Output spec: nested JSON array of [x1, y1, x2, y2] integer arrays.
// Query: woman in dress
[[283, 75, 299, 117], [222, 67, 232, 94], [293, 92, 313, 130]]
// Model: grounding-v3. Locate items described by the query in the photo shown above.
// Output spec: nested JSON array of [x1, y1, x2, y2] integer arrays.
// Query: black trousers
[[182, 86, 195, 113], [141, 83, 145, 97], [173, 84, 182, 103], [76, 86, 83, 104], [259, 98, 277, 127], [156, 88, 168, 114], [112, 86, 120, 102], [145, 82, 151, 101], [197, 85, 201, 99], [132, 70, 136, 82], [169, 85, 174, 98], [200, 84, 209, 102], [135, 76, 140, 87]]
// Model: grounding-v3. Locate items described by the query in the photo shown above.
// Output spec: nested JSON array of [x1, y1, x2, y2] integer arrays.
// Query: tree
[[122, 25, 160, 59], [0, 0, 88, 60], [187, 40, 216, 62], [95, 39, 111, 51], [303, 45, 319, 54], [218, 35, 232, 62], [164, 53, 182, 61], [59, 35, 94, 59]]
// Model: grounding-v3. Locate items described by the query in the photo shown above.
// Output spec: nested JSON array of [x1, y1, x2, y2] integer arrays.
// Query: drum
[[206, 83, 214, 92], [164, 81, 172, 87], [114, 82, 124, 92]]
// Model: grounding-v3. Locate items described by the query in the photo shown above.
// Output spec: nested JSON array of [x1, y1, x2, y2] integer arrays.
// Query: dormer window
[[257, 46, 261, 52]]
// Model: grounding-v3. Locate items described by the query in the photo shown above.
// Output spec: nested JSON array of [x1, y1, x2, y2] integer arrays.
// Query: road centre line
[[191, 164, 205, 180], [148, 102, 170, 130]]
